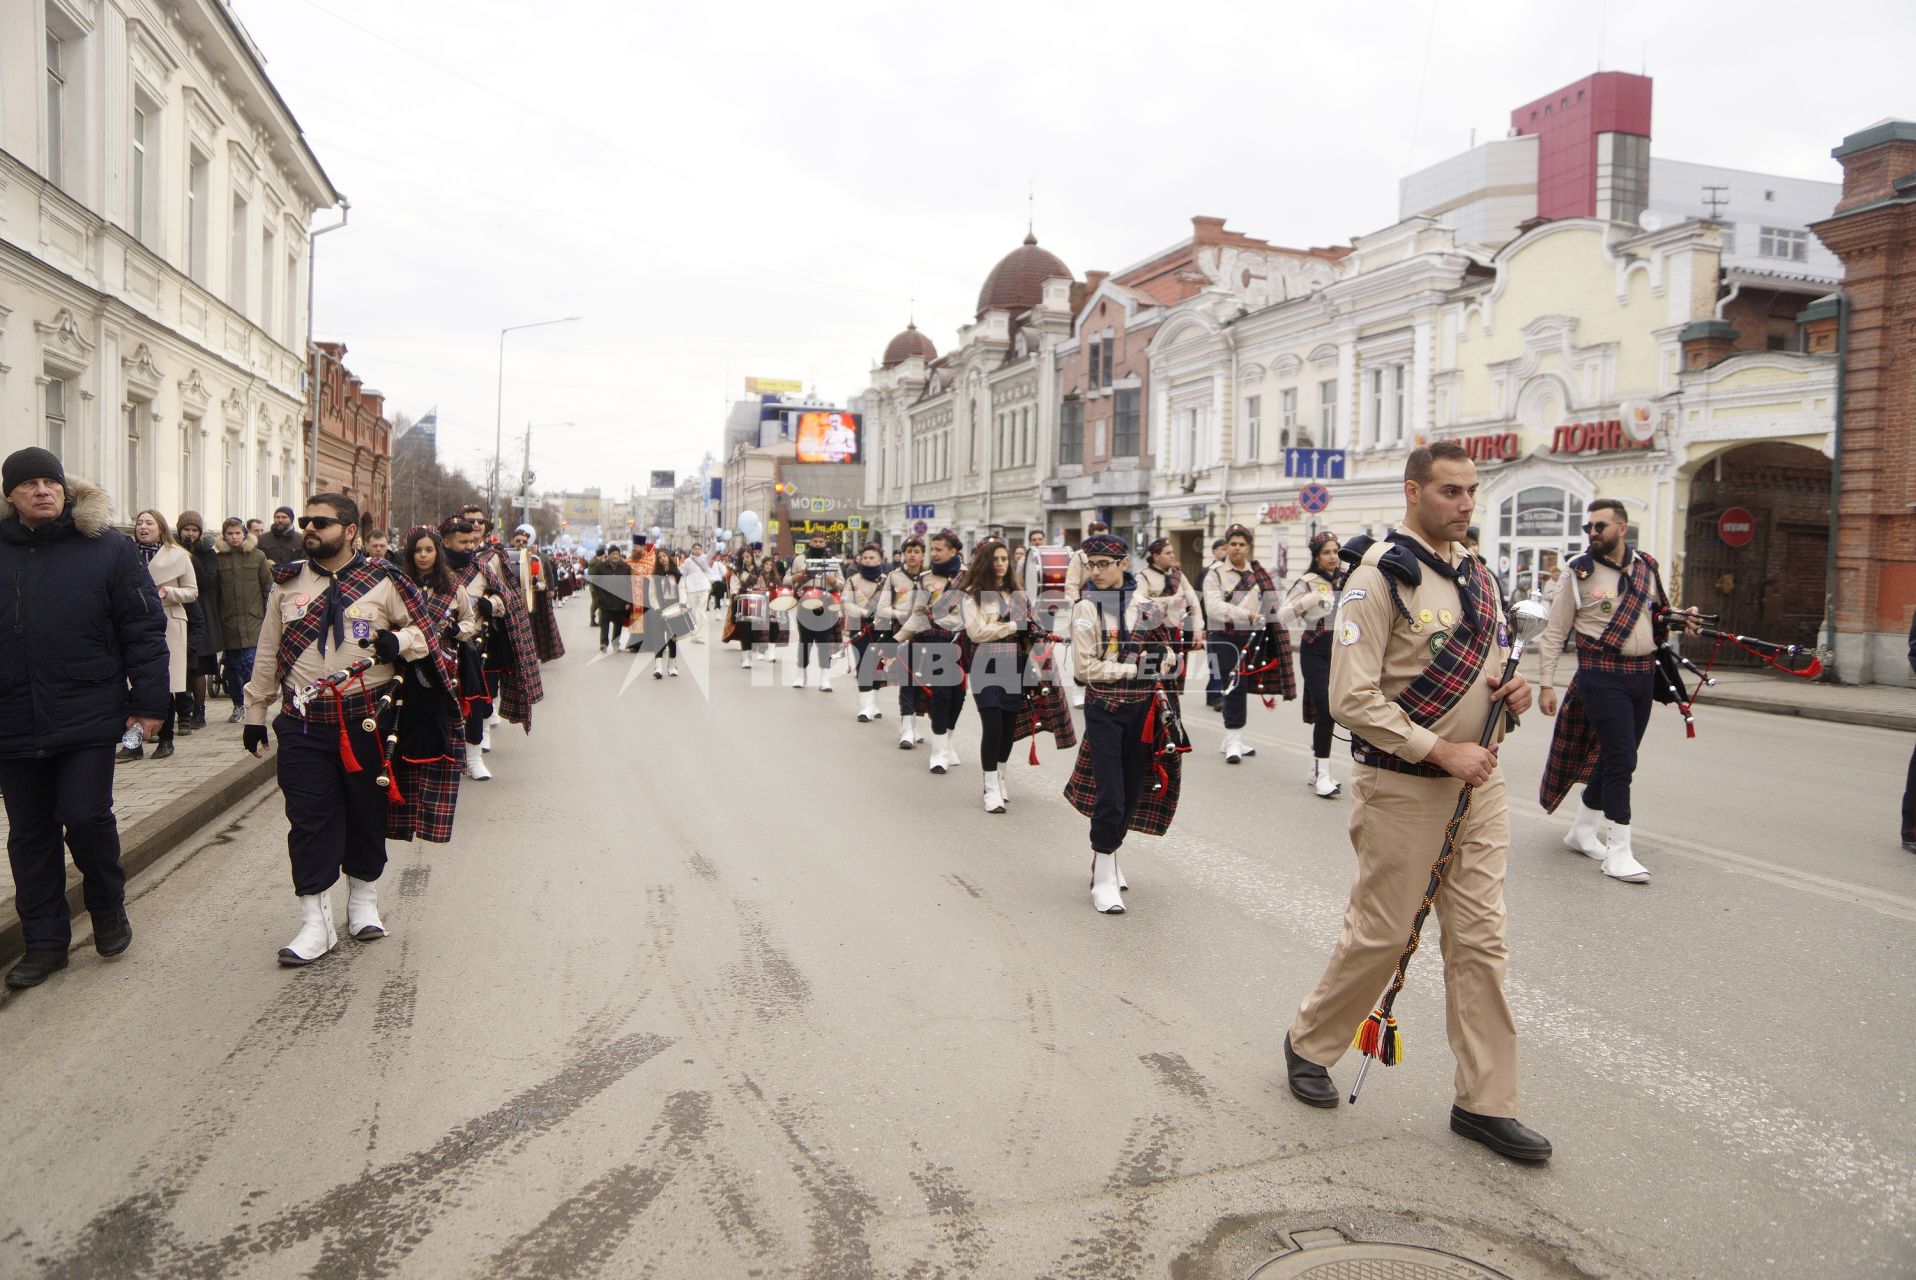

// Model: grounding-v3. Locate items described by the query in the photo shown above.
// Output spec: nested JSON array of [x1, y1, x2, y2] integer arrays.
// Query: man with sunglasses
[[242, 495, 445, 966], [1537, 498, 1695, 884]]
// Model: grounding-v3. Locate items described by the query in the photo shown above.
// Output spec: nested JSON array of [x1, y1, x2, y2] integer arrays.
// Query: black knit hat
[[3, 447, 64, 495]]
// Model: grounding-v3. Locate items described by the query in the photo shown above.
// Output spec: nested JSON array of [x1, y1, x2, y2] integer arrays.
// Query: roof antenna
[[1027, 178, 1035, 237]]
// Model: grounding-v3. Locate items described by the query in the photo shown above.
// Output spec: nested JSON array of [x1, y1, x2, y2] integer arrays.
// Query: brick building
[[1811, 119, 1916, 685], [308, 342, 392, 533]]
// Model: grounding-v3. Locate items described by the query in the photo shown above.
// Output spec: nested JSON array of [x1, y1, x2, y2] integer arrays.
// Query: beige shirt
[[878, 567, 920, 631], [962, 592, 1021, 644], [1285, 574, 1337, 631], [1202, 561, 1263, 630], [1062, 548, 1091, 603], [1538, 552, 1658, 687], [1069, 596, 1144, 683], [840, 572, 886, 631], [244, 562, 429, 726], [1138, 563, 1203, 642], [1329, 525, 1513, 765], [895, 570, 961, 642]]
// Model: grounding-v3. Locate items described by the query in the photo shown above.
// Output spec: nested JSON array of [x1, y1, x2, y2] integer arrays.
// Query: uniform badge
[[1428, 631, 1449, 655], [351, 619, 374, 642], [1418, 608, 1434, 624], [1439, 609, 1455, 627], [1410, 620, 1425, 634], [1497, 623, 1510, 648], [1342, 587, 1367, 604], [294, 594, 310, 608], [1339, 620, 1361, 646], [1601, 600, 1615, 615]]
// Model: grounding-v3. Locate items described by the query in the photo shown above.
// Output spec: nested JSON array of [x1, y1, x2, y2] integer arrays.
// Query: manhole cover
[[1252, 1237, 1514, 1280]]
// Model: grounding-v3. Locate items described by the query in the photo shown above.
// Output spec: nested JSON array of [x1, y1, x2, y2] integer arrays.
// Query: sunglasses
[[297, 516, 343, 531], [1580, 521, 1613, 535]]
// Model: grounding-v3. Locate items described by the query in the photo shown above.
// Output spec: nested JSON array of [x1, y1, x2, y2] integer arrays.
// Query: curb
[[1695, 692, 1916, 733], [0, 752, 278, 969]]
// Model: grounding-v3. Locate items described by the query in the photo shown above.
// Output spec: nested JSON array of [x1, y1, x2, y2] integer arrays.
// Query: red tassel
[[331, 689, 363, 773], [1140, 697, 1157, 744], [1028, 737, 1039, 766], [386, 776, 404, 803]]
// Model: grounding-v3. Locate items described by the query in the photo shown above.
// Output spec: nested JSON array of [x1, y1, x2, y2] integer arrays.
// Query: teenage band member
[[960, 538, 1026, 813], [1289, 531, 1344, 798], [1137, 537, 1203, 646], [444, 517, 543, 780], [882, 537, 930, 747], [622, 535, 658, 653], [640, 549, 683, 678], [898, 529, 966, 772], [785, 532, 844, 691], [1282, 443, 1549, 1164], [841, 542, 891, 723], [386, 526, 471, 846], [1203, 524, 1264, 764], [1061, 520, 1107, 709], [726, 545, 782, 669], [509, 524, 565, 663], [1063, 534, 1186, 914], [242, 495, 439, 965], [1537, 499, 1695, 884]]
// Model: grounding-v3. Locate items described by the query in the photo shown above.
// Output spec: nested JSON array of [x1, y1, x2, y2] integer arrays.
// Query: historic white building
[[863, 233, 1076, 551], [0, 0, 338, 522]]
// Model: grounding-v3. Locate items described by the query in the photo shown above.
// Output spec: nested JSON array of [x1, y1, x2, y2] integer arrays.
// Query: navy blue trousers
[[1086, 700, 1154, 854], [1576, 667, 1654, 825], [274, 713, 389, 896]]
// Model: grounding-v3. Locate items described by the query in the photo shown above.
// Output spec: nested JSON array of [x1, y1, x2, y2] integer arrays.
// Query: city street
[[3, 614, 1911, 1279]]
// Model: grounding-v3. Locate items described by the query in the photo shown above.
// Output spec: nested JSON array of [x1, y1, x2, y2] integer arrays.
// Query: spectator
[[363, 529, 392, 562], [125, 510, 199, 762], [246, 517, 265, 539], [257, 505, 301, 565], [214, 517, 272, 724], [679, 542, 713, 642], [0, 447, 167, 990], [175, 511, 222, 732]]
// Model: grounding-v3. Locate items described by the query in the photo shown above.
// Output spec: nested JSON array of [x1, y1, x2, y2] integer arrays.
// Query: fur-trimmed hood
[[2, 478, 112, 537], [214, 532, 261, 555]]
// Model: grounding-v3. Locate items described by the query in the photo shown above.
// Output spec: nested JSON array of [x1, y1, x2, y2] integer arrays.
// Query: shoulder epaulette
[[1340, 534, 1421, 586], [1568, 553, 1595, 580], [270, 560, 303, 585]]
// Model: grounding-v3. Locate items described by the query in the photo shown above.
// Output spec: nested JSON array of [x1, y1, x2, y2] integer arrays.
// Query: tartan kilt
[[388, 708, 463, 842], [1538, 679, 1598, 814], [1063, 734, 1181, 837], [1246, 623, 1298, 699], [1011, 680, 1077, 755], [530, 592, 565, 662]]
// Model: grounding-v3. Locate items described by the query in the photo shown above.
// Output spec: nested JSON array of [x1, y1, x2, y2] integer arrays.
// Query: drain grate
[[1252, 1232, 1515, 1280]]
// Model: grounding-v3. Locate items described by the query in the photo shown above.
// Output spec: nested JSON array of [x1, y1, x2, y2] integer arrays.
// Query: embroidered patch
[[1339, 620, 1361, 646], [1498, 623, 1510, 648], [1600, 599, 1615, 615], [350, 619, 374, 642], [1341, 587, 1368, 605], [1428, 631, 1449, 655]]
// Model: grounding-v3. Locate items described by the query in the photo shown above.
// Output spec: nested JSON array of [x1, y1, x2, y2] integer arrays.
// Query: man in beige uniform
[[1282, 443, 1551, 1164], [243, 494, 430, 966]]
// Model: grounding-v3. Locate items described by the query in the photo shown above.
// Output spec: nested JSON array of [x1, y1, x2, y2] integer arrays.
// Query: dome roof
[[976, 232, 1072, 318], [881, 321, 937, 368]]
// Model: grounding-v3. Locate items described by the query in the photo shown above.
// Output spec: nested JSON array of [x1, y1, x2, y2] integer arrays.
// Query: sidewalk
[[0, 710, 277, 966], [1525, 650, 1916, 732]]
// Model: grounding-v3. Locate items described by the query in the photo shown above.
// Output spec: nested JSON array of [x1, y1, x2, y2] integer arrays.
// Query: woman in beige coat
[[123, 509, 198, 761]]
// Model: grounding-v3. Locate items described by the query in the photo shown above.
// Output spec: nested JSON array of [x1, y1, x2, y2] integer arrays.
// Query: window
[[1101, 340, 1113, 389], [44, 376, 68, 456], [1086, 339, 1102, 389], [229, 194, 249, 312], [1366, 369, 1385, 448], [1759, 226, 1808, 262], [1279, 387, 1298, 449], [131, 99, 159, 245], [1022, 406, 1032, 465], [1392, 366, 1406, 443], [125, 404, 146, 509], [187, 151, 211, 284], [181, 419, 200, 511], [45, 27, 70, 188], [1243, 394, 1261, 461], [223, 436, 240, 516], [1719, 224, 1736, 255], [1318, 378, 1337, 445], [1059, 401, 1084, 465], [284, 252, 300, 345], [261, 226, 277, 339], [1113, 389, 1140, 456]]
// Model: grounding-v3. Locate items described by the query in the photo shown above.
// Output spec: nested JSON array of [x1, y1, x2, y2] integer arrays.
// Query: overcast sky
[[236, 0, 1911, 499]]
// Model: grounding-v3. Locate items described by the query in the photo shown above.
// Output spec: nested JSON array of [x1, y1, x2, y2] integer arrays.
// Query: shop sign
[[1550, 419, 1654, 455], [1459, 432, 1520, 462], [1260, 501, 1302, 523], [1514, 505, 1564, 536], [1717, 507, 1757, 548]]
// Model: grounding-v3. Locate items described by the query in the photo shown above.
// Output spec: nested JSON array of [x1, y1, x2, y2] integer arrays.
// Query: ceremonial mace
[[1347, 590, 1553, 1105]]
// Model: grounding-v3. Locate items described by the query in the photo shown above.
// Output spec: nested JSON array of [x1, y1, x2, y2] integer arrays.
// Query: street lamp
[[512, 420, 575, 523], [491, 315, 581, 514]]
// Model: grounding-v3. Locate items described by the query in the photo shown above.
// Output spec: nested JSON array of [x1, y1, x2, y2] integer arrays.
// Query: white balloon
[[738, 511, 764, 542]]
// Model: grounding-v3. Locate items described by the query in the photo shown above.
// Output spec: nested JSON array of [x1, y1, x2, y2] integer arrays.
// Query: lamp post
[[515, 420, 575, 527], [491, 315, 581, 515]]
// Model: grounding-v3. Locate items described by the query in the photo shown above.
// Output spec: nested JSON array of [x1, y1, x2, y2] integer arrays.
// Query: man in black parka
[[0, 448, 169, 990]]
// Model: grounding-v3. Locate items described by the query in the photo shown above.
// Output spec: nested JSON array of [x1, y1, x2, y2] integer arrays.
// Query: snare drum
[[768, 587, 799, 614], [798, 587, 836, 613], [658, 602, 698, 640], [736, 593, 769, 622]]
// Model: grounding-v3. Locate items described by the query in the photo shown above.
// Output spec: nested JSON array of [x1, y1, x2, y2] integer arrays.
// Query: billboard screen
[[649, 470, 676, 490], [792, 411, 860, 464]]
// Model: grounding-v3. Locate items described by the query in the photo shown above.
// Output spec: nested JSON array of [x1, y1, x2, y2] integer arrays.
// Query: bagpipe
[[1649, 606, 1825, 738], [290, 655, 404, 802]]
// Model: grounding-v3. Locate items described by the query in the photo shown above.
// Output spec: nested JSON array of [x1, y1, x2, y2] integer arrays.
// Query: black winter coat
[[186, 537, 224, 655], [257, 524, 302, 566], [0, 481, 170, 756]]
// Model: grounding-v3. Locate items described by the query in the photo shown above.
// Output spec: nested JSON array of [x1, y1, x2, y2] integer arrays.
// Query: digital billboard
[[792, 411, 860, 464]]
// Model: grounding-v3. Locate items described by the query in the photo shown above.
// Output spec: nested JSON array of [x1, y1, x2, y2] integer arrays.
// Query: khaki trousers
[[1289, 763, 1519, 1117]]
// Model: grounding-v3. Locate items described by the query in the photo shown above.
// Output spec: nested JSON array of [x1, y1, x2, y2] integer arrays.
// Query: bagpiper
[[1201, 523, 1297, 764]]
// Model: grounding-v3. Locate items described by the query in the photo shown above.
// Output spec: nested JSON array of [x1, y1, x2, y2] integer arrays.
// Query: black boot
[[1450, 1106, 1553, 1162], [92, 909, 133, 957], [115, 744, 144, 762], [1284, 1033, 1340, 1108], [5, 948, 70, 989]]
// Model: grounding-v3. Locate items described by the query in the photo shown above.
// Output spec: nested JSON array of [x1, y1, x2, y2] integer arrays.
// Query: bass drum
[[1025, 546, 1075, 635]]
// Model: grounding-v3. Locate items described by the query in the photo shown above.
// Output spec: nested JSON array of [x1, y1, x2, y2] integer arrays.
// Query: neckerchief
[[1388, 531, 1477, 620], [274, 556, 385, 688], [1590, 550, 1660, 650], [1392, 553, 1501, 728], [313, 553, 366, 657]]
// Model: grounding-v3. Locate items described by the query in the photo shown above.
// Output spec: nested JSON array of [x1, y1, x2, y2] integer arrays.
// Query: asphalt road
[[4, 614, 1911, 1279]]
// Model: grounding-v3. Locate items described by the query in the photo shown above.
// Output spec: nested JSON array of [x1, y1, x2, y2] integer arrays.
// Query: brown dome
[[881, 321, 937, 368], [976, 232, 1072, 318]]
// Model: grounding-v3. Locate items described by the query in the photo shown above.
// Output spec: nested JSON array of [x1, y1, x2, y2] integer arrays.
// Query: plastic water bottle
[[119, 724, 147, 752]]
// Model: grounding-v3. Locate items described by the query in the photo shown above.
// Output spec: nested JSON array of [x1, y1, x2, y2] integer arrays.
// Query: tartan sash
[[1393, 555, 1500, 727], [1579, 551, 1659, 650], [273, 559, 387, 690], [1207, 564, 1256, 631], [1244, 561, 1298, 699], [464, 553, 544, 726]]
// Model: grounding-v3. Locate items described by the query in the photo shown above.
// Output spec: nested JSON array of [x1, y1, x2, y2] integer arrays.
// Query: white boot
[[1564, 798, 1608, 859], [486, 704, 502, 728], [480, 723, 493, 753], [1224, 730, 1245, 764], [928, 733, 950, 774], [858, 691, 879, 723], [1601, 823, 1650, 883], [1312, 757, 1341, 798], [1090, 852, 1125, 914], [998, 769, 1010, 802], [946, 736, 962, 767], [983, 771, 1005, 814], [667, 658, 679, 677], [467, 752, 492, 781], [791, 666, 806, 689], [819, 669, 833, 693], [741, 651, 754, 669], [278, 892, 338, 965], [1116, 856, 1128, 892], [913, 715, 930, 745], [345, 876, 385, 941], [898, 715, 916, 749], [1072, 690, 1085, 709], [650, 655, 664, 680]]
